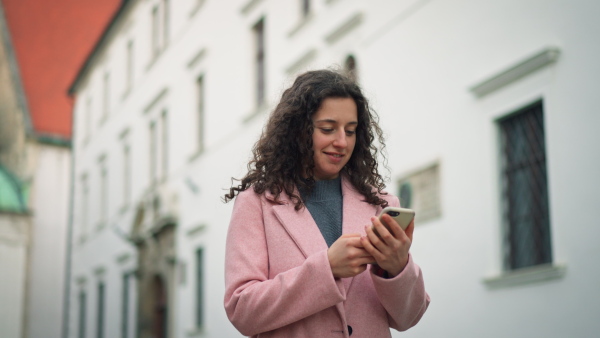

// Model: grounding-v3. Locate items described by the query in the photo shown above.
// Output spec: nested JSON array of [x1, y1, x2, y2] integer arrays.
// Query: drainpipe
[[61, 104, 77, 338]]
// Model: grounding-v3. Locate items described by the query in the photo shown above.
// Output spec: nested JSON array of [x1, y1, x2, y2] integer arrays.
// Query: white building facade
[[1, 3, 71, 338], [66, 0, 600, 337]]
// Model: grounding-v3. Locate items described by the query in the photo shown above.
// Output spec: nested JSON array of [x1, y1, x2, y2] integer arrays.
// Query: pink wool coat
[[224, 177, 430, 337]]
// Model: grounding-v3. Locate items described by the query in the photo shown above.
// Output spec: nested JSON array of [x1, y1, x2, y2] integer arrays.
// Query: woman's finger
[[404, 220, 415, 242], [380, 214, 406, 240], [370, 216, 398, 247], [360, 235, 385, 262], [363, 225, 392, 258]]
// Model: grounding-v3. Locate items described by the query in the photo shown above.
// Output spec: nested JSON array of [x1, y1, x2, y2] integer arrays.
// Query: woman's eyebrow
[[314, 119, 358, 125]]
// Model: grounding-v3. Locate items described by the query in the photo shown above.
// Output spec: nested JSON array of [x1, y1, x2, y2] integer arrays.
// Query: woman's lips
[[324, 152, 344, 163]]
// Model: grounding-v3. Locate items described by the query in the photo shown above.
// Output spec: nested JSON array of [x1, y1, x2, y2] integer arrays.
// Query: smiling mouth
[[324, 152, 344, 158]]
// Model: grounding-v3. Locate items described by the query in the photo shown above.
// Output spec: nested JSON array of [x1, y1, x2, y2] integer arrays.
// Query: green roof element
[[0, 164, 28, 214]]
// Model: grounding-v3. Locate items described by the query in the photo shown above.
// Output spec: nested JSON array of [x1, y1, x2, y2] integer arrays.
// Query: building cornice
[[68, 0, 134, 95]]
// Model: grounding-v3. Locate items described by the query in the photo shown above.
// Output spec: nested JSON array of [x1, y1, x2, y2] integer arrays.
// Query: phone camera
[[388, 211, 400, 217]]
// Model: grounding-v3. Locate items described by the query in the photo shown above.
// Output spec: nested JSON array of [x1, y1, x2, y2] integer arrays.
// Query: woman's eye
[[346, 130, 356, 136], [320, 128, 334, 133]]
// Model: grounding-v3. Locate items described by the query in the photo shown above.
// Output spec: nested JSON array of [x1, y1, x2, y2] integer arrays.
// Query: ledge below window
[[482, 263, 566, 289], [96, 221, 107, 232], [288, 12, 314, 38], [188, 147, 205, 163], [119, 203, 130, 216], [243, 103, 269, 123], [186, 326, 205, 337]]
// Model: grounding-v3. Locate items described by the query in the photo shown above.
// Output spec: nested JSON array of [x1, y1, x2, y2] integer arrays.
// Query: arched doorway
[[152, 275, 168, 338], [134, 218, 176, 338]]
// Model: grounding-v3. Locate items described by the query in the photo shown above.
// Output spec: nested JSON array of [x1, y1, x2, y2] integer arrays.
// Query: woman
[[224, 70, 429, 337]]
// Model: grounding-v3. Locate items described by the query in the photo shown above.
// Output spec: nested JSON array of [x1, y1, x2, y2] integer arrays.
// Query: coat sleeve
[[370, 194, 430, 331], [370, 255, 430, 331], [224, 191, 346, 336]]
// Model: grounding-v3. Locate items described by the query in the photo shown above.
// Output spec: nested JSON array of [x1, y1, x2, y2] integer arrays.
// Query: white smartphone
[[374, 207, 415, 235]]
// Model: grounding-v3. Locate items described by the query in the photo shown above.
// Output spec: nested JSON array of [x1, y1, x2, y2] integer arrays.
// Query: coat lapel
[[271, 178, 378, 293], [271, 192, 328, 259], [341, 176, 378, 235], [341, 177, 379, 291]]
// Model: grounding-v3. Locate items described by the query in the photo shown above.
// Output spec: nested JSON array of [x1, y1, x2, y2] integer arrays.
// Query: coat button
[[348, 325, 353, 336]]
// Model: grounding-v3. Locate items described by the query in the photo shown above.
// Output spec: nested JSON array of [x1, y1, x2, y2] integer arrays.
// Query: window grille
[[499, 101, 552, 270]]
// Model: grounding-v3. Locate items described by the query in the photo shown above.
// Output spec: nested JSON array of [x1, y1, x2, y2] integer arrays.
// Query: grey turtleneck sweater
[[299, 177, 343, 247]]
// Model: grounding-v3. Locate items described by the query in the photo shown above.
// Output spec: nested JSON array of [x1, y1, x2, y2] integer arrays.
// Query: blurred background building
[[3, 0, 599, 337], [0, 0, 119, 337]]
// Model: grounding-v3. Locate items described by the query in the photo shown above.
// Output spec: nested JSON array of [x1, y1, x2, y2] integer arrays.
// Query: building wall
[[2, 2, 83, 338], [24, 143, 71, 338], [0, 214, 29, 338], [0, 4, 31, 337], [68, 0, 600, 337]]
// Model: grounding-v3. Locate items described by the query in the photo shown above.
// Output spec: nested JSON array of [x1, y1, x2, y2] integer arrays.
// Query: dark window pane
[[500, 101, 552, 270]]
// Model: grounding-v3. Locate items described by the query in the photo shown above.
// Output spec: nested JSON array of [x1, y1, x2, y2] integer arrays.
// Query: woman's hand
[[328, 233, 375, 278], [361, 214, 414, 277]]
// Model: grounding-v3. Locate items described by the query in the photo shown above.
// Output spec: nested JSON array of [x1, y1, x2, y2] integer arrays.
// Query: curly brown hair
[[224, 69, 389, 210]]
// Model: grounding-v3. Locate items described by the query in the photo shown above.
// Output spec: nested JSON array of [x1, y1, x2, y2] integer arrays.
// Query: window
[[120, 272, 136, 338], [123, 144, 131, 206], [84, 98, 92, 142], [126, 40, 134, 91], [499, 101, 552, 270], [344, 55, 357, 82], [149, 112, 168, 184], [253, 18, 266, 106], [195, 248, 204, 328], [121, 274, 129, 338], [97, 282, 105, 338], [151, 0, 169, 58], [196, 75, 205, 153], [160, 110, 168, 179], [78, 290, 87, 338], [80, 174, 89, 239], [301, 0, 310, 17], [396, 163, 441, 223], [152, 5, 160, 56], [149, 121, 157, 184], [162, 0, 169, 47], [119, 129, 131, 208], [102, 72, 110, 121], [99, 156, 108, 225]]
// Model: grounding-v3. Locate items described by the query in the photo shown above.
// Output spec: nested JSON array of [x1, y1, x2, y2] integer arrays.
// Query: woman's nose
[[333, 131, 348, 148]]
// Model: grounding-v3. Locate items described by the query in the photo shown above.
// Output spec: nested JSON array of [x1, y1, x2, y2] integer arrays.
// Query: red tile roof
[[2, 0, 121, 139]]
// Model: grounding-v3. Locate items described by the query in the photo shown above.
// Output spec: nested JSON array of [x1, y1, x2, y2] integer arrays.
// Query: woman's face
[[311, 97, 358, 180]]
